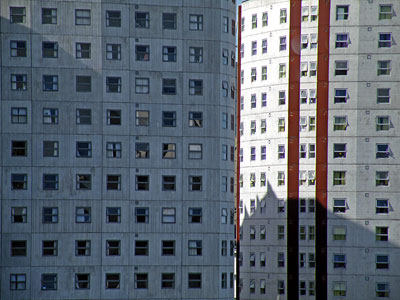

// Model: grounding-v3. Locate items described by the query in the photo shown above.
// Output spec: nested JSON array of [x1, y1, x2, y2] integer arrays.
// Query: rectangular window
[[11, 74, 27, 91], [301, 34, 308, 49], [277, 252, 285, 267], [376, 199, 389, 214], [189, 79, 203, 95], [42, 75, 58, 91], [376, 283, 389, 297], [41, 274, 57, 290], [75, 240, 90, 256], [136, 175, 149, 191], [76, 141, 91, 158], [135, 110, 149, 126], [162, 208, 176, 223], [188, 273, 202, 288], [11, 140, 27, 156], [161, 13, 176, 30], [76, 207, 91, 223], [105, 273, 120, 289], [135, 78, 149, 94], [106, 175, 121, 190], [10, 7, 26, 23], [189, 111, 203, 127], [336, 5, 349, 20], [106, 142, 121, 158], [10, 274, 26, 290], [11, 240, 26, 256], [335, 61, 348, 76], [279, 64, 286, 78], [278, 118, 285, 132], [334, 88, 347, 103], [76, 43, 91, 59], [135, 12, 149, 28], [42, 41, 58, 58], [76, 76, 91, 92], [379, 5, 392, 20], [106, 44, 121, 60], [189, 47, 203, 63], [106, 109, 121, 125], [10, 40, 26, 57], [280, 9, 287, 23], [261, 66, 267, 80], [379, 33, 392, 48], [302, 6, 309, 22], [11, 107, 27, 124], [106, 77, 121, 93], [75, 9, 91, 25], [189, 176, 202, 191], [333, 116, 347, 130], [222, 49, 229, 65], [162, 78, 176, 95], [333, 282, 347, 296], [261, 39, 268, 54], [43, 207, 58, 223], [135, 240, 149, 255], [188, 240, 202, 256], [335, 33, 349, 48], [75, 273, 90, 289], [377, 88, 390, 104], [376, 171, 389, 186], [11, 207, 27, 223], [11, 173, 27, 190], [43, 174, 58, 190], [162, 143, 176, 159], [333, 199, 347, 213], [262, 12, 268, 26], [189, 14, 203, 31], [376, 116, 390, 131], [333, 254, 346, 268], [106, 207, 121, 223], [189, 144, 202, 159], [378, 60, 391, 76], [162, 176, 176, 191], [162, 240, 175, 255], [42, 240, 58, 256], [106, 10, 121, 27], [135, 142, 149, 159], [333, 226, 347, 240], [106, 240, 120, 256], [162, 46, 177, 62], [43, 108, 58, 124], [135, 207, 149, 223], [376, 255, 389, 269], [333, 171, 346, 186], [162, 273, 175, 289], [279, 36, 287, 51], [309, 89, 317, 103], [334, 143, 346, 158], [376, 226, 389, 241]]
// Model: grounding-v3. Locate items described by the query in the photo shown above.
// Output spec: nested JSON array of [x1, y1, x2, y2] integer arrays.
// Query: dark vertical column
[[287, 1, 301, 299], [235, 6, 242, 300], [316, 1, 330, 299]]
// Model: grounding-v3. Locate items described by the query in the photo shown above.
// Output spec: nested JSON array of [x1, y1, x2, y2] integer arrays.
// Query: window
[[75, 240, 90, 256], [42, 76, 59, 93], [10, 274, 26, 290], [333, 199, 346, 213], [222, 49, 229, 65], [300, 199, 306, 213], [278, 145, 285, 159], [299, 171, 307, 186], [189, 14, 203, 30], [188, 240, 202, 256], [240, 44, 244, 58], [135, 110, 149, 126], [333, 143, 346, 158], [135, 240, 149, 255], [222, 144, 228, 160], [335, 61, 348, 75], [333, 171, 346, 186], [160, 79, 176, 96], [377, 88, 390, 104], [302, 6, 309, 21], [308, 253, 315, 268], [136, 175, 149, 191], [135, 207, 149, 223], [76, 207, 91, 223], [301, 34, 309, 49], [106, 240, 120, 256], [333, 116, 347, 130], [162, 46, 177, 62], [260, 119, 266, 133], [277, 225, 285, 240], [279, 91, 286, 105], [75, 9, 91, 25], [279, 36, 287, 51], [188, 273, 202, 288], [249, 226, 256, 240], [42, 240, 57, 256], [376, 226, 389, 241], [188, 111, 203, 127], [223, 17, 229, 33], [262, 12, 268, 26], [333, 254, 346, 268], [301, 62, 308, 77], [11, 240, 26, 256], [378, 60, 391, 76], [376, 116, 390, 131], [309, 199, 315, 212], [333, 282, 347, 296], [336, 5, 349, 20], [11, 173, 27, 190], [105, 142, 121, 158], [162, 240, 175, 255], [11, 140, 27, 157], [106, 207, 121, 223], [76, 43, 91, 59], [334, 89, 347, 103], [10, 7, 26, 23], [162, 208, 176, 223], [11, 107, 27, 124], [189, 176, 202, 191], [11, 74, 27, 91], [76, 174, 91, 190], [221, 240, 228, 255], [251, 41, 257, 55], [106, 44, 121, 60], [162, 176, 176, 191], [105, 77, 121, 93], [278, 118, 285, 132], [11, 207, 27, 223], [105, 273, 120, 289], [260, 146, 266, 160], [189, 47, 203, 63], [250, 68, 256, 82], [106, 109, 121, 125], [280, 9, 287, 23], [310, 33, 318, 49], [335, 33, 349, 48], [136, 45, 150, 61], [10, 40, 26, 57], [279, 64, 286, 78], [189, 80, 203, 95], [376, 171, 389, 186], [76, 141, 91, 158], [41, 274, 57, 290], [251, 14, 257, 28], [136, 12, 149, 28], [106, 10, 121, 27], [75, 273, 90, 289], [134, 143, 149, 159], [376, 283, 389, 297], [189, 144, 202, 159], [261, 66, 267, 80], [107, 175, 121, 190], [379, 5, 392, 20], [376, 199, 389, 214], [162, 273, 175, 289], [379, 33, 392, 48], [43, 174, 58, 190], [300, 281, 306, 295], [221, 273, 227, 289], [135, 78, 149, 94], [250, 147, 256, 160], [76, 76, 91, 92], [277, 172, 285, 186], [261, 39, 268, 54], [309, 89, 316, 103], [333, 227, 346, 241], [41, 42, 58, 58], [43, 207, 58, 223], [277, 280, 285, 295], [162, 143, 176, 159], [376, 255, 389, 269], [221, 208, 228, 223]]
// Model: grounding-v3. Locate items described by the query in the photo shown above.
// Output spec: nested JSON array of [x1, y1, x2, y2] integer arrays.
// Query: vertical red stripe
[[316, 1, 330, 299], [287, 1, 302, 298]]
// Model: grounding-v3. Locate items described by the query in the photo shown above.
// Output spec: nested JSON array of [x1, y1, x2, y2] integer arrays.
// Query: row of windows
[[239, 198, 315, 215], [334, 4, 394, 21], [333, 198, 391, 215], [11, 206, 233, 225], [9, 6, 233, 33], [241, 8, 288, 32], [241, 252, 315, 270], [334, 32, 394, 49], [10, 271, 232, 291]]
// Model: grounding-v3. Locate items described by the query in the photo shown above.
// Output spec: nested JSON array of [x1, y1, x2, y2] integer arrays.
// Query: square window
[[189, 47, 203, 63], [333, 116, 347, 130], [11, 74, 27, 91], [336, 5, 349, 20], [334, 143, 346, 158], [76, 174, 91, 190], [377, 88, 390, 104], [107, 109, 121, 125], [11, 173, 27, 190], [75, 9, 91, 26], [105, 273, 120, 289], [106, 77, 121, 93], [189, 79, 203, 95], [135, 207, 149, 223], [136, 110, 149, 126], [163, 175, 176, 191], [76, 76, 91, 92], [43, 108, 58, 124], [334, 61, 348, 76], [333, 171, 346, 186], [76, 207, 91, 223], [40, 8, 56, 24], [43, 174, 58, 190], [333, 226, 346, 240], [106, 10, 121, 27], [162, 111, 176, 127], [75, 273, 90, 289], [42, 41, 58, 58], [162, 143, 176, 159], [75, 240, 90, 256], [189, 111, 203, 127], [106, 44, 121, 60], [189, 207, 202, 223], [135, 273, 148, 289], [42, 75, 58, 91], [379, 33, 392, 48], [11, 107, 27, 124], [189, 14, 203, 31], [376, 283, 389, 297], [106, 142, 121, 158], [76, 141, 92, 157], [188, 273, 201, 288], [333, 199, 346, 213], [106, 240, 120, 256], [136, 175, 149, 191], [376, 116, 390, 131], [376, 171, 389, 186], [160, 273, 175, 289], [376, 199, 389, 214], [162, 208, 176, 223], [10, 7, 26, 23], [11, 140, 27, 156], [76, 43, 91, 59], [378, 60, 391, 76], [163, 13, 176, 29], [135, 240, 149, 255], [163, 46, 177, 62], [76, 109, 91, 125], [162, 78, 176, 94], [136, 45, 150, 61], [333, 282, 347, 296], [376, 226, 389, 241], [162, 240, 175, 255], [43, 207, 58, 223], [135, 12, 149, 28], [335, 33, 349, 48], [189, 176, 202, 191], [333, 254, 346, 268], [42, 240, 58, 256], [136, 143, 149, 158], [11, 240, 26, 256], [10, 40, 26, 57], [334, 88, 348, 103], [11, 207, 27, 223], [379, 5, 392, 20], [376, 255, 389, 269], [135, 77, 149, 94], [189, 144, 202, 159], [106, 207, 121, 223], [10, 274, 26, 290], [41, 274, 57, 290], [107, 175, 121, 190]]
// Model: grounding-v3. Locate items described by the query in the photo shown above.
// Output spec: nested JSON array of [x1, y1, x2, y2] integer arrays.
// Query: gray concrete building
[[0, 1, 237, 299]]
